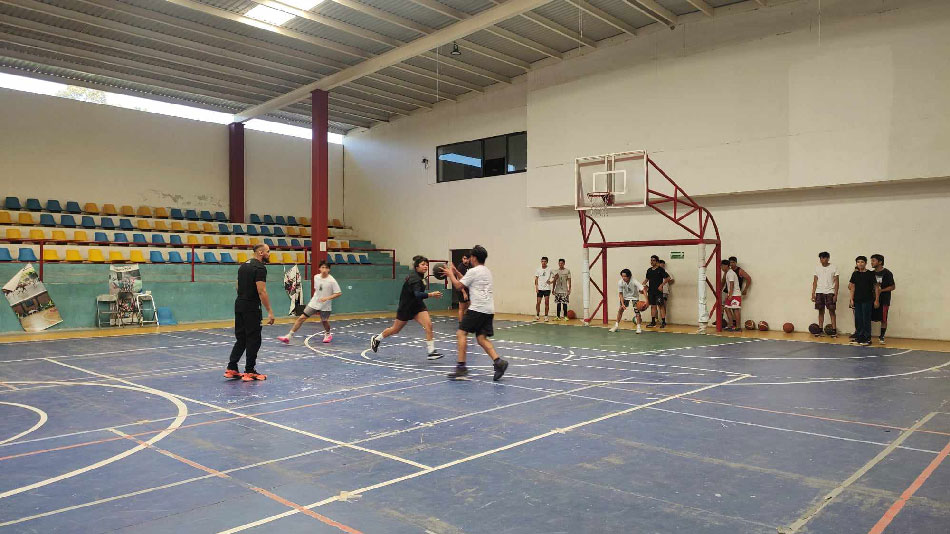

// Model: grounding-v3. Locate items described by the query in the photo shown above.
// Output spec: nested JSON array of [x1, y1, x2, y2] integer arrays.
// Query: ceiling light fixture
[[451, 41, 462, 56]]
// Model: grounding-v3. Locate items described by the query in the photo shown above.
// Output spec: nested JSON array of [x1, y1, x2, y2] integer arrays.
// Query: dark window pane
[[438, 141, 483, 182], [483, 135, 507, 177], [507, 133, 526, 173]]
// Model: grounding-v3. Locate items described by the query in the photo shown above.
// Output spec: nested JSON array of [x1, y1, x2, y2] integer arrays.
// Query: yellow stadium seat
[[28, 229, 45, 241], [65, 249, 82, 262], [153, 207, 169, 218], [0, 211, 11, 224], [202, 223, 215, 234], [170, 221, 184, 232], [300, 227, 311, 237], [18, 212, 34, 225], [234, 237, 247, 246], [129, 250, 147, 263], [108, 250, 126, 263], [332, 219, 343, 227], [5, 229, 21, 240], [298, 216, 309, 226], [186, 235, 199, 245], [153, 220, 169, 231], [72, 230, 88, 242], [203, 236, 215, 245], [295, 252, 305, 264], [43, 249, 60, 261], [281, 253, 294, 264], [88, 249, 106, 263], [236, 252, 249, 263], [51, 230, 67, 241], [218, 236, 232, 246], [249, 237, 261, 245], [101, 204, 118, 216], [83, 203, 99, 214], [186, 222, 200, 233], [339, 240, 349, 249], [286, 226, 299, 237], [120, 205, 135, 216], [137, 219, 152, 231], [328, 240, 339, 249], [136, 206, 152, 218]]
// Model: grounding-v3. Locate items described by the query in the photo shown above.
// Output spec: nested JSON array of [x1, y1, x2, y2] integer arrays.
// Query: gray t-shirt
[[553, 268, 571, 294], [306, 274, 341, 311]]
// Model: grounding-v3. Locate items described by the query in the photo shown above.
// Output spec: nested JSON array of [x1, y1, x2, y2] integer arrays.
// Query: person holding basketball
[[370, 255, 443, 360], [610, 268, 645, 333]]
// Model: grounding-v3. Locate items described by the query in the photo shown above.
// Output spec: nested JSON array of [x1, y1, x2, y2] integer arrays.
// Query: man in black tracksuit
[[226, 244, 276, 381]]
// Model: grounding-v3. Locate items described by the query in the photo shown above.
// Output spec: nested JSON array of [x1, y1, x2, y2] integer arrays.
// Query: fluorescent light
[[245, 5, 295, 26]]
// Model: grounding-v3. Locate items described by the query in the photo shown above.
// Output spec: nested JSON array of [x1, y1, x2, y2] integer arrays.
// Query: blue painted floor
[[0, 318, 948, 533]]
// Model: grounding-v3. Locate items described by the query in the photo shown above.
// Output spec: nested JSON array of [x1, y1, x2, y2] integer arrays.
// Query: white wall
[[0, 88, 344, 221], [343, 0, 950, 340]]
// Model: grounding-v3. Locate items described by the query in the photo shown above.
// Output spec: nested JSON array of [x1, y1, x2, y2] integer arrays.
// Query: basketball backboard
[[575, 150, 648, 211]]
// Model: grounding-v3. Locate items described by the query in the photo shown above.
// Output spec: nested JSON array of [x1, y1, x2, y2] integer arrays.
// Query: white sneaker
[[535, 316, 541, 322], [636, 325, 642, 334], [542, 316, 548, 322], [609, 323, 619, 332]]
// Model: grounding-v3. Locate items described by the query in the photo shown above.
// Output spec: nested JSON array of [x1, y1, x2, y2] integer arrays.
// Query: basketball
[[635, 300, 649, 312], [431, 263, 446, 280], [744, 320, 755, 330], [784, 322, 795, 333], [824, 324, 836, 336], [808, 323, 821, 335], [758, 321, 769, 331], [566, 310, 576, 320]]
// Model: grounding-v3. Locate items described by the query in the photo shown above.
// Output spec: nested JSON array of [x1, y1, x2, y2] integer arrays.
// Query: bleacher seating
[[150, 251, 165, 263], [83, 203, 99, 214], [120, 206, 135, 217], [184, 209, 199, 220], [100, 217, 116, 230], [0, 248, 11, 261], [46, 200, 62, 212], [249, 214, 262, 224], [40, 214, 56, 227], [200, 210, 213, 221], [25, 198, 42, 211], [101, 204, 118, 216], [5, 197, 21, 210], [0, 212, 10, 225], [65, 201, 81, 213], [170, 208, 184, 220]]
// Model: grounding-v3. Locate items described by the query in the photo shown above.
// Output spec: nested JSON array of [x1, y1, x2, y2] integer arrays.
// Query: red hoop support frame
[[578, 155, 723, 332]]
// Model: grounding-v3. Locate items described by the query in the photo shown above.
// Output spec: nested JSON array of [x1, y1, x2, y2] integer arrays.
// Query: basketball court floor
[[1, 316, 948, 533]]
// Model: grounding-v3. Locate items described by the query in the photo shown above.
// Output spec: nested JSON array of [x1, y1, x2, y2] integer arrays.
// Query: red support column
[[311, 90, 330, 291], [228, 123, 245, 223]]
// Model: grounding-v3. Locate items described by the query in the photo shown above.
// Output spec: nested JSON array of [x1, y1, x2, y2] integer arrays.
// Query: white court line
[[45, 359, 432, 471], [0, 402, 48, 445], [778, 412, 940, 534], [0, 342, 232, 364], [0, 380, 188, 500], [217, 374, 751, 533], [654, 348, 916, 361]]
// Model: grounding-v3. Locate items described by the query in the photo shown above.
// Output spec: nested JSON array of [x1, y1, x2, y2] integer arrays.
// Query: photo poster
[[2, 264, 63, 332], [284, 265, 303, 315], [109, 264, 143, 295]]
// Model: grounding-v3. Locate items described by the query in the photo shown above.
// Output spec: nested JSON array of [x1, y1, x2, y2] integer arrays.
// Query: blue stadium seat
[[94, 232, 109, 243], [360, 255, 371, 265], [217, 223, 231, 234], [4, 197, 21, 210], [0, 248, 12, 261], [245, 225, 259, 236], [46, 200, 62, 212], [113, 233, 129, 243], [59, 214, 77, 228], [304, 240, 312, 247], [290, 239, 301, 247], [259, 226, 272, 236], [274, 215, 286, 226], [232, 225, 245, 235], [220, 252, 236, 264], [169, 208, 184, 219], [81, 216, 96, 229], [25, 198, 42, 211], [200, 210, 213, 221], [346, 254, 358, 264], [167, 251, 184, 263], [249, 214, 262, 224], [100, 217, 116, 230], [273, 227, 285, 237], [264, 238, 275, 246], [186, 252, 201, 263], [118, 219, 133, 231], [169, 235, 183, 245], [215, 211, 227, 222], [326, 254, 334, 264], [287, 216, 298, 226], [184, 209, 199, 220], [18, 248, 38, 262], [39, 214, 56, 227], [150, 251, 165, 263], [133, 234, 148, 244], [277, 239, 288, 247], [151, 234, 166, 245], [65, 201, 82, 214], [334, 253, 346, 264], [203, 251, 219, 263], [263, 215, 275, 225]]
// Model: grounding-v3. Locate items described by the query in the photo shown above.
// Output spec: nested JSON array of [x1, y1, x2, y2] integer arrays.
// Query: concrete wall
[[343, 0, 950, 340]]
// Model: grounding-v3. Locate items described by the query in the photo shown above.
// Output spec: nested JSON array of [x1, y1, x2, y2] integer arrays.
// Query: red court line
[[867, 438, 950, 534]]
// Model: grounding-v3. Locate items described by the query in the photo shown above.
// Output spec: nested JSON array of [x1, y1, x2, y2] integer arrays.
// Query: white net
[[586, 192, 611, 218]]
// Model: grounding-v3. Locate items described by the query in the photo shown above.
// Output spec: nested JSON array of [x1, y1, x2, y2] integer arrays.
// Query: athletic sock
[[880, 327, 887, 338], [286, 331, 294, 338], [426, 340, 435, 353]]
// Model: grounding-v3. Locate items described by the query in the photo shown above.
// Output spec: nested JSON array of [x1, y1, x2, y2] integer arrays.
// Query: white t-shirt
[[534, 266, 553, 291], [663, 275, 673, 296], [306, 274, 341, 311], [725, 269, 741, 297], [618, 278, 644, 301], [461, 264, 494, 314], [814, 264, 839, 294]]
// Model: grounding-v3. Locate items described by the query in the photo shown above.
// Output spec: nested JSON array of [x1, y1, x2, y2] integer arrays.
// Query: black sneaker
[[370, 334, 381, 353], [427, 350, 443, 361], [647, 321, 657, 328], [878, 337, 886, 345], [849, 333, 857, 340], [447, 365, 468, 379], [659, 322, 666, 329], [492, 359, 509, 381], [860, 340, 872, 346]]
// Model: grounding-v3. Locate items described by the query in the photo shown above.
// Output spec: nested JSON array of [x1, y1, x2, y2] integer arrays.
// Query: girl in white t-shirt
[[278, 262, 342, 344]]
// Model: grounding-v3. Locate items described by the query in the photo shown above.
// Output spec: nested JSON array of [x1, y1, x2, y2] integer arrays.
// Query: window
[[436, 131, 526, 183]]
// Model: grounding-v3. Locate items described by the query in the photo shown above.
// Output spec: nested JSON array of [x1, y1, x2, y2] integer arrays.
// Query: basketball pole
[[698, 242, 708, 334], [582, 240, 590, 325]]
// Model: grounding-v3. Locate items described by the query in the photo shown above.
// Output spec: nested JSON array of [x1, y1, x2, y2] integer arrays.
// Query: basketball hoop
[[586, 192, 613, 218]]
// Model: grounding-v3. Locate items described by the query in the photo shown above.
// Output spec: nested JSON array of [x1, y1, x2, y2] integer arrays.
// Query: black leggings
[[229, 308, 262, 372], [556, 302, 569, 317]]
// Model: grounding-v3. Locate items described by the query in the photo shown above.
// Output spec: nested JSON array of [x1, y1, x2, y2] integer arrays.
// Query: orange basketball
[[566, 310, 577, 320], [758, 321, 770, 331], [744, 320, 755, 330], [635, 300, 649, 312], [783, 322, 794, 333]]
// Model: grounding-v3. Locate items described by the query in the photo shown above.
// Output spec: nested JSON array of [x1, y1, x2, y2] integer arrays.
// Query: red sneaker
[[224, 370, 243, 379], [277, 336, 290, 344], [241, 372, 267, 381]]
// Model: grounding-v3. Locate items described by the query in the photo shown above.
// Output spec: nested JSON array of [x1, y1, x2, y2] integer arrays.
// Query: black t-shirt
[[849, 270, 877, 303], [645, 267, 668, 294], [874, 268, 895, 306], [454, 262, 469, 294], [235, 259, 267, 311], [398, 271, 426, 312]]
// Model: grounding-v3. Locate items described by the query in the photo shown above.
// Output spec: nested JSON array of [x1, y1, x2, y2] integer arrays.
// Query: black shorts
[[459, 310, 494, 337], [537, 290, 551, 298], [648, 292, 666, 306], [455, 288, 470, 304], [396, 304, 427, 322]]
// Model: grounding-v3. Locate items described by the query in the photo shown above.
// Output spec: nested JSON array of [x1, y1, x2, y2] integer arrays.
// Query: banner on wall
[[2, 264, 63, 332], [283, 265, 303, 316], [109, 264, 143, 295]]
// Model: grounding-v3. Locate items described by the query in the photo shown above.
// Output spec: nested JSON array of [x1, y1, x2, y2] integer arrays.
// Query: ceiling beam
[[753, 0, 768, 6], [685, 0, 715, 17], [565, 0, 638, 36], [235, 0, 553, 122], [620, 0, 677, 28], [329, 92, 410, 116], [521, 11, 597, 48]]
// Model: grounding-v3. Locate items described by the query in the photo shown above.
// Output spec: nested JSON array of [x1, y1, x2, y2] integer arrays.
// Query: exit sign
[[670, 252, 685, 259]]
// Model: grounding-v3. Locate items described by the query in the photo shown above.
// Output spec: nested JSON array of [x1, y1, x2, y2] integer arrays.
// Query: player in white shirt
[[443, 245, 509, 381], [278, 261, 342, 344], [610, 269, 646, 333], [811, 251, 840, 336], [721, 260, 742, 331], [534, 256, 554, 322]]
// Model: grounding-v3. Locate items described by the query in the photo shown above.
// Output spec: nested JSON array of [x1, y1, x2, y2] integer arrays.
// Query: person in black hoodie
[[370, 255, 443, 360]]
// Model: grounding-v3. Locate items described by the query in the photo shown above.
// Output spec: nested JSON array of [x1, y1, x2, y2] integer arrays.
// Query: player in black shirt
[[226, 244, 275, 381], [870, 254, 896, 344], [370, 255, 443, 359], [643, 255, 671, 328], [455, 252, 471, 323], [848, 256, 880, 346]]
